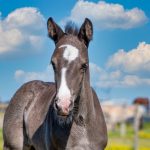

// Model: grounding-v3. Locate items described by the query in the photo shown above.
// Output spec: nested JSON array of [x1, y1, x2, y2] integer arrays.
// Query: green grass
[[0, 129, 3, 150], [105, 122, 150, 150]]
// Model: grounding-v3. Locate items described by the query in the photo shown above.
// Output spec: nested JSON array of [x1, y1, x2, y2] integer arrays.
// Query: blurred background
[[0, 0, 150, 149]]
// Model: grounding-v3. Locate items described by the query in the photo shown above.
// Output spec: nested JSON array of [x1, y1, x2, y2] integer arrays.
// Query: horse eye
[[81, 63, 88, 70], [51, 61, 56, 71]]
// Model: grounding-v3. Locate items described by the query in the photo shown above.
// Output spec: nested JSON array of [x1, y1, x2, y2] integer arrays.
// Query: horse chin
[[53, 109, 73, 126]]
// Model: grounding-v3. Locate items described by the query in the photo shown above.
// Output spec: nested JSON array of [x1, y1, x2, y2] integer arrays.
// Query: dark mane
[[65, 21, 79, 36]]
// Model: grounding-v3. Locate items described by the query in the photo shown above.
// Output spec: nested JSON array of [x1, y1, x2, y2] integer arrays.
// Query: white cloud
[[107, 42, 150, 73], [14, 62, 150, 89], [90, 63, 121, 85], [5, 7, 44, 30], [0, 7, 46, 55], [90, 42, 150, 89], [15, 65, 54, 83], [121, 75, 150, 87], [63, 0, 148, 29], [90, 62, 150, 88]]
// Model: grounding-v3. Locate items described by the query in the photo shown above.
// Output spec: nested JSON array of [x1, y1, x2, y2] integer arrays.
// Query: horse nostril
[[56, 103, 59, 110], [54, 101, 60, 111], [69, 100, 73, 110]]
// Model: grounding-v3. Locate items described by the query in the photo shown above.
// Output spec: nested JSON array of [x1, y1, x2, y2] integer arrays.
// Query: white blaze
[[57, 68, 71, 100], [59, 44, 79, 63]]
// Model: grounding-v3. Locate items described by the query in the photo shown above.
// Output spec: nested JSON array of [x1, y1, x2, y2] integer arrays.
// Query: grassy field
[[0, 122, 150, 150], [0, 129, 3, 150], [106, 122, 150, 150]]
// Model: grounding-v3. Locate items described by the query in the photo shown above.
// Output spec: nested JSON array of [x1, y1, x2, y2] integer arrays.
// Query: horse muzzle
[[54, 97, 73, 116]]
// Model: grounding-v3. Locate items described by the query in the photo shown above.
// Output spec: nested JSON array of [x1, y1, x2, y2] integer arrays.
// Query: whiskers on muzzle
[[52, 108, 73, 126]]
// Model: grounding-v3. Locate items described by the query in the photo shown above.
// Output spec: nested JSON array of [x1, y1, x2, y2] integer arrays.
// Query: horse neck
[[75, 68, 95, 124]]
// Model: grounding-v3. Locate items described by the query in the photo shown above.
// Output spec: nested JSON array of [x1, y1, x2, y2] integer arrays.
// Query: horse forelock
[[65, 21, 79, 36]]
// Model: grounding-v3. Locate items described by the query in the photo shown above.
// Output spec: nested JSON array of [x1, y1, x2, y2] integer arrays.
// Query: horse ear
[[78, 18, 93, 47], [47, 17, 64, 44]]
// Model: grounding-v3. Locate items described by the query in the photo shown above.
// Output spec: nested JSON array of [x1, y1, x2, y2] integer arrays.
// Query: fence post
[[133, 104, 140, 150], [120, 121, 126, 137]]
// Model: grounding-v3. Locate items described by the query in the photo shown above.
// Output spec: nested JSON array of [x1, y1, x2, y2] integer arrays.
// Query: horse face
[[47, 17, 93, 119], [51, 37, 88, 117]]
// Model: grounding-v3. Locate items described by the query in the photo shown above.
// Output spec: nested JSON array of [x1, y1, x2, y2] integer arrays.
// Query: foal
[[3, 17, 107, 150]]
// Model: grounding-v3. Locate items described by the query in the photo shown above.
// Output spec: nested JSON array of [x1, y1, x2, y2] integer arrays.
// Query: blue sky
[[0, 0, 150, 103]]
